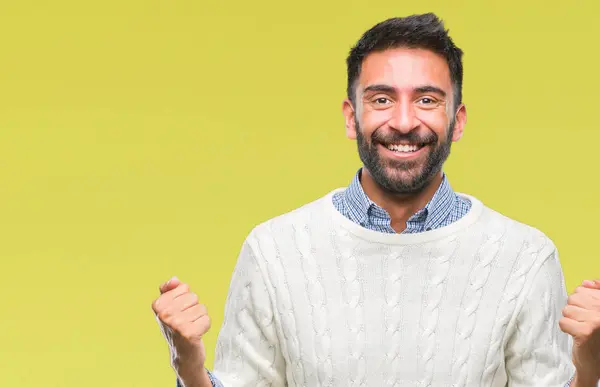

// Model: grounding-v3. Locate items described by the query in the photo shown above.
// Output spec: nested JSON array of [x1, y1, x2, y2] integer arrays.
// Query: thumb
[[159, 276, 182, 294], [581, 279, 600, 290]]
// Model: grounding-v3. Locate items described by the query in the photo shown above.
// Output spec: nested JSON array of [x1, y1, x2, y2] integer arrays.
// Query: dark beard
[[356, 120, 454, 195]]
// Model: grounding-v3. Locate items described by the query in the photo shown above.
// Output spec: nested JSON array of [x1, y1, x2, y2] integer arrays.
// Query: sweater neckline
[[323, 188, 485, 245]]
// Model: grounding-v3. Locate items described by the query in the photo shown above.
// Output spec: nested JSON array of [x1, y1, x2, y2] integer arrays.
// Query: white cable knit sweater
[[212, 189, 575, 387]]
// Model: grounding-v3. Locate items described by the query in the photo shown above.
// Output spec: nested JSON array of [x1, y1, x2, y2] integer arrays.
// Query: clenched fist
[[152, 276, 212, 379], [560, 279, 600, 386]]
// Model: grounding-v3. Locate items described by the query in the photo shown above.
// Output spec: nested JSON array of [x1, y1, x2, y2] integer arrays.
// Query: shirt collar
[[341, 168, 456, 229]]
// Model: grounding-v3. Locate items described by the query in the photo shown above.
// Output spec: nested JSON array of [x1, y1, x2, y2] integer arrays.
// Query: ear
[[342, 99, 357, 140], [451, 103, 467, 142]]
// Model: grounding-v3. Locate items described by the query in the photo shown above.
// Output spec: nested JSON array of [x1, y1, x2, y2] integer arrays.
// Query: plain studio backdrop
[[0, 1, 598, 386]]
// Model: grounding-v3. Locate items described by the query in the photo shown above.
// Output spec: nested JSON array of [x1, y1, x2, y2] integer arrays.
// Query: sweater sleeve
[[504, 247, 575, 387], [210, 238, 286, 387]]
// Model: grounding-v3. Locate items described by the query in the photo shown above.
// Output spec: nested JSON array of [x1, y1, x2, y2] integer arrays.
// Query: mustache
[[371, 129, 438, 145]]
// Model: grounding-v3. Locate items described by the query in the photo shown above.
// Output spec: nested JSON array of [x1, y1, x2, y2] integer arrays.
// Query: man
[[152, 13, 600, 387]]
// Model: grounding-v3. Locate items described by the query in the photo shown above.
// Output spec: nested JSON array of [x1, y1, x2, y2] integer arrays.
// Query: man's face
[[343, 48, 466, 194]]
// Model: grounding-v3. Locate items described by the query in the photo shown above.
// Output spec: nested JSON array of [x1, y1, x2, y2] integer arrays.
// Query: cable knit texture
[[212, 189, 574, 387]]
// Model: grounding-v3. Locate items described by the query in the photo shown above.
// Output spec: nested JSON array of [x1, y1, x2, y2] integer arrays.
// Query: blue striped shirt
[[176, 372, 221, 387], [331, 168, 471, 233], [190, 168, 574, 387]]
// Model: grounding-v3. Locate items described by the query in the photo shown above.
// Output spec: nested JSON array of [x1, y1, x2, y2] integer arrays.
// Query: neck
[[360, 168, 443, 233]]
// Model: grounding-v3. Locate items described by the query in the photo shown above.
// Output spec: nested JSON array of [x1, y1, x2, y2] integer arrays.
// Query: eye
[[416, 96, 440, 108], [367, 96, 394, 110], [374, 97, 391, 105]]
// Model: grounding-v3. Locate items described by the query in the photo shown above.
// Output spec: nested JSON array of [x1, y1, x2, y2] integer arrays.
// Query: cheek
[[361, 110, 391, 134], [417, 111, 450, 138]]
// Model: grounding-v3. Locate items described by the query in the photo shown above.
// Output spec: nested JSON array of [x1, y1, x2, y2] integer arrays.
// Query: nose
[[388, 98, 419, 133]]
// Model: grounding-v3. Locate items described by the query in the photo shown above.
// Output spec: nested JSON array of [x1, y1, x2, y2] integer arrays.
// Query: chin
[[381, 167, 439, 193], [381, 173, 422, 192], [383, 162, 424, 177]]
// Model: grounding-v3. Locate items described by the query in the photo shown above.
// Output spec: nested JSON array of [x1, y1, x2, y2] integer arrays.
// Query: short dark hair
[[346, 13, 464, 110]]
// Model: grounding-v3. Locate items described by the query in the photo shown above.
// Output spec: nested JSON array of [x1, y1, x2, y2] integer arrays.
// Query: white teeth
[[387, 144, 420, 152]]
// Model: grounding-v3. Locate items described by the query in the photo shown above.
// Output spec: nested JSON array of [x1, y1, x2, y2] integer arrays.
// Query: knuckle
[[576, 286, 590, 294], [158, 307, 175, 325], [559, 317, 567, 327], [185, 292, 197, 306], [170, 316, 182, 328], [558, 317, 571, 333], [193, 316, 211, 335], [151, 299, 160, 313], [157, 309, 172, 322]]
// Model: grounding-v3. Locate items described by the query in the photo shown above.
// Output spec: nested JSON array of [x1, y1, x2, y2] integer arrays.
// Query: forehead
[[358, 48, 452, 93]]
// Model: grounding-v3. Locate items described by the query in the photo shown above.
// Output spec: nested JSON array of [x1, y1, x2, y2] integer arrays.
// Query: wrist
[[172, 352, 210, 387], [572, 370, 600, 387], [176, 367, 212, 387]]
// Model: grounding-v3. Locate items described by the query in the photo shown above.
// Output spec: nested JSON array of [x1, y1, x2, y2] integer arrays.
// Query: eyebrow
[[363, 84, 396, 95], [415, 85, 447, 97], [362, 84, 447, 98]]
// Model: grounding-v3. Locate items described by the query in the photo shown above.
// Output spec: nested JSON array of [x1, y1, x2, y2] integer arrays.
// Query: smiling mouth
[[384, 142, 428, 154]]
